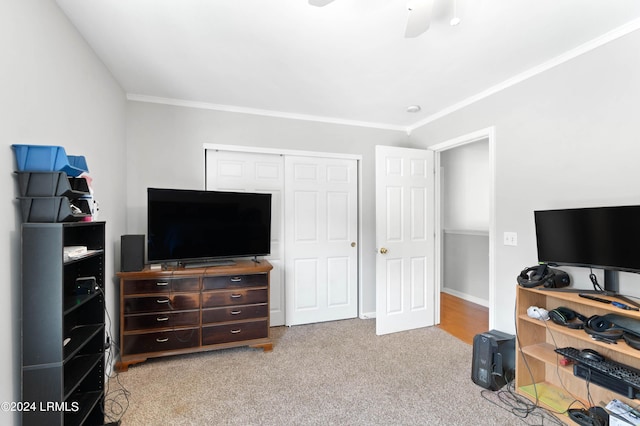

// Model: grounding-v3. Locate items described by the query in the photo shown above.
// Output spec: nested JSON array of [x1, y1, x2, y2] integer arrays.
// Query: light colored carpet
[[105, 319, 562, 425]]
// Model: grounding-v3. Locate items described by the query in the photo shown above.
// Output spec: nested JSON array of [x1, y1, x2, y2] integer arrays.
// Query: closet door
[[206, 150, 285, 326], [284, 156, 358, 326]]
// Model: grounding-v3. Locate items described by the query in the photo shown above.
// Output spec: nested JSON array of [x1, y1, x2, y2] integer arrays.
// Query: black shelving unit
[[21, 221, 106, 426]]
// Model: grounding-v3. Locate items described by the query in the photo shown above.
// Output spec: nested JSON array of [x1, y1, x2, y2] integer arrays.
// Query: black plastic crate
[[19, 197, 91, 223], [15, 172, 89, 198]]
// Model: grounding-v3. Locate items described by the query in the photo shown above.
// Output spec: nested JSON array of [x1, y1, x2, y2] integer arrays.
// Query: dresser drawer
[[203, 273, 268, 290], [124, 310, 200, 331], [123, 328, 200, 355], [202, 320, 268, 345], [123, 277, 199, 295], [202, 304, 268, 324], [124, 293, 200, 314], [202, 288, 268, 308]]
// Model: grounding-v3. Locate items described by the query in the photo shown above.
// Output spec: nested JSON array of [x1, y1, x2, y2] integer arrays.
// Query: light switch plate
[[504, 232, 518, 246]]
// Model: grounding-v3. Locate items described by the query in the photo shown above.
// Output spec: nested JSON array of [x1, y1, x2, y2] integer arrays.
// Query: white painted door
[[205, 150, 285, 326], [285, 156, 358, 326], [375, 145, 435, 335]]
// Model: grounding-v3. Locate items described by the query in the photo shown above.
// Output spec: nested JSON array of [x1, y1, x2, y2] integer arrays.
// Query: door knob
[[351, 242, 356, 247], [379, 247, 388, 254]]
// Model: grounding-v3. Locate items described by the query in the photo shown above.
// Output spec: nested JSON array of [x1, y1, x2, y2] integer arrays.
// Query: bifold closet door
[[205, 150, 285, 326], [284, 156, 358, 326]]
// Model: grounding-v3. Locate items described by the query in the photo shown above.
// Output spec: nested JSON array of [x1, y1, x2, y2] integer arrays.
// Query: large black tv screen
[[534, 205, 640, 273], [147, 188, 272, 264]]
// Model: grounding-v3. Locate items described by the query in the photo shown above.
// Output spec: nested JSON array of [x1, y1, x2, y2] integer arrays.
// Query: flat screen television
[[147, 188, 272, 267], [534, 205, 640, 293]]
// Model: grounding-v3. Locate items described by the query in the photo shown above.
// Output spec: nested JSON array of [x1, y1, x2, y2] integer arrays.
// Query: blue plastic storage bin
[[12, 145, 88, 177], [67, 155, 89, 174]]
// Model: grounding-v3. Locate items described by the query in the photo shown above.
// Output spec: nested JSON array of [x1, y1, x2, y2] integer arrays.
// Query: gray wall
[[410, 29, 640, 333], [443, 231, 489, 304], [1, 1, 127, 424], [125, 101, 409, 315]]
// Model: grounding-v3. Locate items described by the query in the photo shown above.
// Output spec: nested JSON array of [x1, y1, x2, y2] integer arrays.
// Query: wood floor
[[438, 292, 489, 345]]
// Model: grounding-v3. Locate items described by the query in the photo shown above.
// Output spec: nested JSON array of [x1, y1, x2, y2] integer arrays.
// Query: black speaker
[[121, 234, 145, 272], [471, 329, 515, 390]]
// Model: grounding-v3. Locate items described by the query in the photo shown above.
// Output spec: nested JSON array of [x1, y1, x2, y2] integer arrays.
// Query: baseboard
[[361, 291, 488, 320], [442, 288, 489, 308]]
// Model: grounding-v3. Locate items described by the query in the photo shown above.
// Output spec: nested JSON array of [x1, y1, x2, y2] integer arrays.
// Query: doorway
[[430, 127, 495, 332]]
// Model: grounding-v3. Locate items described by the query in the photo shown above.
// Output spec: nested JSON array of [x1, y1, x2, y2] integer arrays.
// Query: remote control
[[579, 293, 612, 304], [612, 301, 640, 311]]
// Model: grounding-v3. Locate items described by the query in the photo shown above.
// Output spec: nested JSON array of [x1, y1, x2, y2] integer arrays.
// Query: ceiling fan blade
[[308, 0, 335, 6], [405, 0, 434, 38]]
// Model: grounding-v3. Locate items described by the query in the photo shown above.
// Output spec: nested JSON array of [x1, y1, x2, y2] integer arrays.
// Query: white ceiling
[[56, 0, 640, 131]]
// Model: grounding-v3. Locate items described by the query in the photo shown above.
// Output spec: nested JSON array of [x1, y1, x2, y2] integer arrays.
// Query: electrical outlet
[[504, 232, 518, 246]]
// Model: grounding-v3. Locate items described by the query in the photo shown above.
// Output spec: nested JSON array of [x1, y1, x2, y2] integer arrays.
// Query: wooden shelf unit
[[516, 286, 640, 422], [116, 260, 273, 371]]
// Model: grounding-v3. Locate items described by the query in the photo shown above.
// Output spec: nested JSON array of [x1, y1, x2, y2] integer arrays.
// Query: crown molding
[[126, 18, 640, 136], [406, 17, 640, 134], [126, 94, 408, 133]]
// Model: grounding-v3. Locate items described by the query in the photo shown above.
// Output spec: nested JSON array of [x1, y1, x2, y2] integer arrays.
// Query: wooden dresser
[[116, 260, 272, 371]]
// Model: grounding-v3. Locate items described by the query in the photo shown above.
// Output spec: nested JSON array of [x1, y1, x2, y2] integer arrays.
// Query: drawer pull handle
[[156, 337, 169, 343], [157, 298, 170, 304], [156, 282, 169, 286], [230, 329, 242, 334], [156, 316, 169, 322], [230, 310, 242, 315], [230, 277, 242, 282], [230, 294, 242, 299]]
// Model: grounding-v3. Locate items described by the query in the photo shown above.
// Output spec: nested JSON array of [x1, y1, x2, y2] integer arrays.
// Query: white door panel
[[328, 257, 350, 306], [206, 150, 285, 326], [375, 146, 435, 335], [285, 156, 358, 326]]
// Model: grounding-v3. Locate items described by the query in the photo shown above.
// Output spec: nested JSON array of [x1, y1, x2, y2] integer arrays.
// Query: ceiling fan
[[308, 0, 436, 38]]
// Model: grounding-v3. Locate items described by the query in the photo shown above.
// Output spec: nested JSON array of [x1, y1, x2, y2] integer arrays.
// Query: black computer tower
[[471, 329, 515, 390]]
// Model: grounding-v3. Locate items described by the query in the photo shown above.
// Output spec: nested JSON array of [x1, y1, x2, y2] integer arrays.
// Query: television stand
[[116, 259, 273, 371], [181, 259, 236, 268], [515, 285, 640, 417]]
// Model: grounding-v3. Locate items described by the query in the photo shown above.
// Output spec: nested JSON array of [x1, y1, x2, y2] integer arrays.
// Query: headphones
[[583, 315, 624, 343], [623, 333, 640, 350], [517, 264, 570, 289], [586, 315, 616, 332], [549, 307, 587, 329]]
